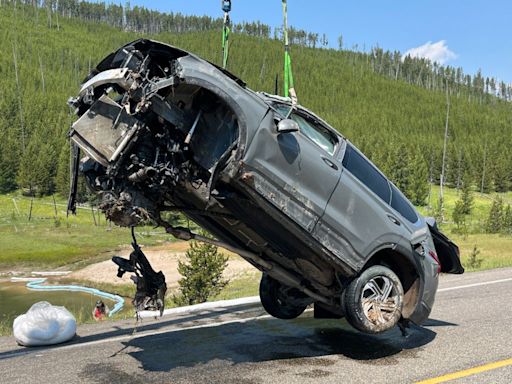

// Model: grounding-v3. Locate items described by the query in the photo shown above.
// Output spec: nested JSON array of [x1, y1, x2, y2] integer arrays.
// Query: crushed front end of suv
[[67, 39, 464, 334]]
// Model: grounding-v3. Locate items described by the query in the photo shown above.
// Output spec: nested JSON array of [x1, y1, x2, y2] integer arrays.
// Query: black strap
[[67, 144, 80, 216]]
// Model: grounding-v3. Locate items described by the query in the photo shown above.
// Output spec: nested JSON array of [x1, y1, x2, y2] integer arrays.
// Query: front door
[[243, 105, 341, 233]]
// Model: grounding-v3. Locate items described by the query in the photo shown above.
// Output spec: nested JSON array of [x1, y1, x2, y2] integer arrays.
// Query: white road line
[[2, 275, 512, 359], [438, 277, 512, 292], [138, 296, 260, 319]]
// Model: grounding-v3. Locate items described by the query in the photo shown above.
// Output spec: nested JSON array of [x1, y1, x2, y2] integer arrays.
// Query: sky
[[122, 0, 512, 84]]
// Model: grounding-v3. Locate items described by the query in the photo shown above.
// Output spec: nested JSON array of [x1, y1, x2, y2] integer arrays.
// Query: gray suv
[[68, 39, 463, 334]]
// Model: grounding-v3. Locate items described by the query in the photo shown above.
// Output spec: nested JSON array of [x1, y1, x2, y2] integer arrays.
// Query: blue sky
[[123, 0, 512, 83]]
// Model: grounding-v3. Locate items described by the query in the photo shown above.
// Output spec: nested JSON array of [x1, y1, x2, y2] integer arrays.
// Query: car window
[[291, 113, 337, 155], [273, 104, 293, 117], [342, 144, 391, 203], [390, 184, 418, 223], [272, 103, 338, 155]]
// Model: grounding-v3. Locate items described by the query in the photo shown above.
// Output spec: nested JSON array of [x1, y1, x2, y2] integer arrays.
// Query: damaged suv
[[68, 39, 463, 334]]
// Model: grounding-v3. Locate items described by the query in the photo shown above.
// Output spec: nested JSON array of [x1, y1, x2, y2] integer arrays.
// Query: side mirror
[[277, 119, 299, 134]]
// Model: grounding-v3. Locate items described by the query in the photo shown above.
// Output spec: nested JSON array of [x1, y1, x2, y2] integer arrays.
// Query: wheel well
[[363, 248, 420, 319]]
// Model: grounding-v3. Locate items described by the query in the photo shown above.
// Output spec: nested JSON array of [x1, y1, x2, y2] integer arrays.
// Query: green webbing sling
[[282, 0, 297, 103], [222, 1, 231, 69]]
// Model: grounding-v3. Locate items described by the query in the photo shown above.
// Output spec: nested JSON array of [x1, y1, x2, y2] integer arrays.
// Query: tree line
[[4, 0, 511, 103]]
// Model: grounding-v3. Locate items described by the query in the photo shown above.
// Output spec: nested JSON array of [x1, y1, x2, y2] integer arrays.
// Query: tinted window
[[390, 184, 418, 223], [342, 145, 391, 203]]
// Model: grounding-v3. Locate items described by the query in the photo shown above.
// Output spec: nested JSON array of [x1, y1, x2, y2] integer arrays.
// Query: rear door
[[242, 104, 341, 233], [315, 144, 413, 270]]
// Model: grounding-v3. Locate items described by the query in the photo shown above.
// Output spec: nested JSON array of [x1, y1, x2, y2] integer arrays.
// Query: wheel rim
[[361, 276, 400, 325]]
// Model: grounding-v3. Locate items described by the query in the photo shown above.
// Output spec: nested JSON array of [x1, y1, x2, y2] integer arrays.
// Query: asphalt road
[[1, 267, 511, 384]]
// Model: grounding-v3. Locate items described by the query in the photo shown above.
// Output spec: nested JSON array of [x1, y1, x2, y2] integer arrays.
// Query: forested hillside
[[1, 2, 511, 205]]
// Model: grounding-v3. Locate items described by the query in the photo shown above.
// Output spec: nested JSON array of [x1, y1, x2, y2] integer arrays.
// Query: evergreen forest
[[1, 1, 511, 207]]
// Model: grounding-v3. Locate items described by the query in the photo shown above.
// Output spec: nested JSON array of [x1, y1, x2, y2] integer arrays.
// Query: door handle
[[321, 157, 338, 170], [387, 215, 401, 226]]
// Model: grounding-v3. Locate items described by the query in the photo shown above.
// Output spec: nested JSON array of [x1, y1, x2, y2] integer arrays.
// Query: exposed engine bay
[[69, 61, 239, 227], [68, 39, 342, 319], [67, 41, 245, 315]]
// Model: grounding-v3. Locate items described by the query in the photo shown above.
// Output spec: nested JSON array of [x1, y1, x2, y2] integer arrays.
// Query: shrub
[[174, 234, 229, 306]]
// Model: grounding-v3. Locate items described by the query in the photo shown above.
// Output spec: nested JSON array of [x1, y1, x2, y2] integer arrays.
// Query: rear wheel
[[259, 274, 309, 319], [344, 265, 403, 333]]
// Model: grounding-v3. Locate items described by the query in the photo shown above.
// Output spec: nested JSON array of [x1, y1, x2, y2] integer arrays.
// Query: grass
[[417, 185, 512, 271], [0, 321, 11, 337], [418, 185, 512, 233], [450, 233, 512, 272], [0, 192, 175, 269], [213, 271, 261, 300]]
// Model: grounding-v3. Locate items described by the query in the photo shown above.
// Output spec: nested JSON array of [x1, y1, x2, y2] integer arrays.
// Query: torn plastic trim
[[93, 39, 189, 74], [79, 67, 134, 97]]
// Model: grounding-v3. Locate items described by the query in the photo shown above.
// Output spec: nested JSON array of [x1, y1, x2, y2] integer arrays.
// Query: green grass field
[[417, 185, 512, 232], [0, 192, 173, 269]]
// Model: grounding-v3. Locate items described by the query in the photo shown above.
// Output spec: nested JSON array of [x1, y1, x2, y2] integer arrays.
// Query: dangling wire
[[282, 0, 297, 106], [221, 1, 232, 69]]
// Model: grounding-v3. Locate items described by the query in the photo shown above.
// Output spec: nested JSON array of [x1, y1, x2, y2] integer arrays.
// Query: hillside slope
[[1, 4, 511, 203]]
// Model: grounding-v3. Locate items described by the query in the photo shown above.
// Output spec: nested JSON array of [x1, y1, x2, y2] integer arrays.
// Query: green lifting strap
[[282, 0, 297, 103], [222, 1, 231, 69]]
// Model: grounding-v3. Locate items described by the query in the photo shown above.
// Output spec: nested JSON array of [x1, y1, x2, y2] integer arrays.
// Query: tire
[[259, 274, 308, 319], [344, 265, 404, 334]]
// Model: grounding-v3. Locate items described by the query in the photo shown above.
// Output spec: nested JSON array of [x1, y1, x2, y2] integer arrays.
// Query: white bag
[[13, 301, 77, 347]]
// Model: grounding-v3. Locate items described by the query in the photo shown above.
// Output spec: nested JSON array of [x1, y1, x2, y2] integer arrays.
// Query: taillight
[[429, 250, 441, 273]]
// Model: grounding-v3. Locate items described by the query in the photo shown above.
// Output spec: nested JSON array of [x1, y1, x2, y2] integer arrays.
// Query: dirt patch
[[68, 241, 254, 288]]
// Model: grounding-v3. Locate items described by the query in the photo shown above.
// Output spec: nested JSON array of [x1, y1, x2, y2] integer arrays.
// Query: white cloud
[[403, 40, 457, 64]]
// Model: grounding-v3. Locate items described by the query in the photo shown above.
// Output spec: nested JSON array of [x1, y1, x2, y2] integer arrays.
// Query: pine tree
[[16, 131, 58, 196], [0, 132, 18, 193], [174, 235, 229, 306], [387, 144, 409, 194], [452, 200, 466, 234], [485, 197, 504, 233], [492, 149, 510, 192], [460, 171, 474, 215], [466, 245, 483, 269], [503, 205, 512, 235], [406, 151, 429, 206], [55, 143, 70, 197], [433, 195, 444, 224]]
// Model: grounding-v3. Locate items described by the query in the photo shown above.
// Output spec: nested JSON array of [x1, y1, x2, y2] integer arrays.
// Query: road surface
[[1, 267, 511, 384]]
